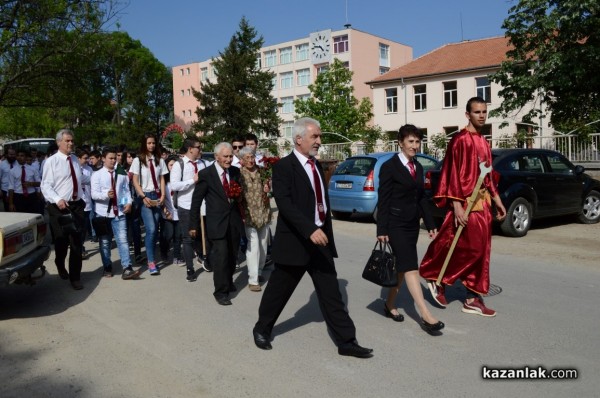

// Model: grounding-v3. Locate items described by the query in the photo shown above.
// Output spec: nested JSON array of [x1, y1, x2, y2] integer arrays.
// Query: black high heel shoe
[[420, 318, 445, 334], [384, 304, 404, 322]]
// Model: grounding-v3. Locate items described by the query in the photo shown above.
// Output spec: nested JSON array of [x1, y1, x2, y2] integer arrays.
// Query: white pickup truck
[[0, 212, 50, 286]]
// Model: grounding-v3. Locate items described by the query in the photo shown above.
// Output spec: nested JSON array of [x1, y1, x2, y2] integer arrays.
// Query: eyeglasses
[[192, 146, 201, 149], [232, 145, 244, 149]]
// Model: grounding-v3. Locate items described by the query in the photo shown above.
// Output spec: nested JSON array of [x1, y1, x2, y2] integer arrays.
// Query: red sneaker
[[462, 297, 496, 317], [427, 281, 447, 308]]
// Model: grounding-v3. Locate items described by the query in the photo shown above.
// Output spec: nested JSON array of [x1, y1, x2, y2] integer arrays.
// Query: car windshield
[[333, 157, 376, 176]]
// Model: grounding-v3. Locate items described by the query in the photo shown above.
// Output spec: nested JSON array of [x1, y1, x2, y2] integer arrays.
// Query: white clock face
[[310, 29, 332, 64]]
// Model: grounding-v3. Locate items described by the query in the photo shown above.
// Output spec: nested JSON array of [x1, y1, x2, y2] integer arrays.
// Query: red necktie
[[21, 165, 29, 197], [149, 160, 160, 193], [192, 161, 198, 174], [68, 157, 78, 200], [407, 161, 416, 180], [222, 171, 229, 194], [110, 171, 118, 216], [307, 158, 325, 222]]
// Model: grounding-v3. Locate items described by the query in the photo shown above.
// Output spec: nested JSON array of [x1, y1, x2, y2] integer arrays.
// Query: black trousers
[[254, 252, 356, 345], [47, 200, 85, 282], [209, 224, 240, 300]]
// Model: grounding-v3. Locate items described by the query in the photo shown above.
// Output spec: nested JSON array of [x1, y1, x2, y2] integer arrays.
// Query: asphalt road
[[1, 215, 598, 398]]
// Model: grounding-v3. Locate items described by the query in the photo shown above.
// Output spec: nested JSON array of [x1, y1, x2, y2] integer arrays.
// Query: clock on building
[[310, 29, 332, 64]]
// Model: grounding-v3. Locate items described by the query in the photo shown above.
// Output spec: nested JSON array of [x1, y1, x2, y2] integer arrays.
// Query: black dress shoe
[[216, 298, 232, 306], [70, 280, 84, 290], [420, 319, 445, 334], [252, 331, 272, 350], [384, 304, 404, 322], [338, 341, 373, 358]]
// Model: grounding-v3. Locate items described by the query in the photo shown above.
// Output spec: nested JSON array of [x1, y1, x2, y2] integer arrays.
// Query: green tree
[[491, 0, 600, 129], [294, 58, 374, 144], [191, 17, 281, 147]]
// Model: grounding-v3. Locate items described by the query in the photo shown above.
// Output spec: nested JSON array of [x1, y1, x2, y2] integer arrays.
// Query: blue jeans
[[140, 191, 160, 263], [99, 215, 131, 270]]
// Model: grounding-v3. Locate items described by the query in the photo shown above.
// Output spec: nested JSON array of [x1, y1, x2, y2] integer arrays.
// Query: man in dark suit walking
[[252, 117, 373, 358], [190, 142, 243, 305]]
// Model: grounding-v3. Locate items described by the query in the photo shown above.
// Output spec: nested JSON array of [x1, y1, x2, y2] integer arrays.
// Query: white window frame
[[280, 72, 293, 89], [333, 35, 349, 53], [280, 47, 292, 64], [201, 67, 208, 81], [385, 88, 398, 113], [256, 53, 262, 69], [295, 43, 309, 61], [476, 76, 492, 103], [379, 43, 390, 67], [443, 81, 458, 108], [265, 50, 277, 67], [296, 69, 310, 86], [282, 121, 294, 138], [281, 96, 294, 114], [414, 84, 427, 111]]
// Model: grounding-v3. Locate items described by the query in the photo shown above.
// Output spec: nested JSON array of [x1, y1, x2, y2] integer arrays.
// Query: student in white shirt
[[91, 147, 140, 280], [159, 156, 183, 268], [7, 149, 40, 213]]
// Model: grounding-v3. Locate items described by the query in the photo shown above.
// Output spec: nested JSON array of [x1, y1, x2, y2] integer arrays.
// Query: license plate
[[22, 229, 34, 246], [336, 182, 352, 189]]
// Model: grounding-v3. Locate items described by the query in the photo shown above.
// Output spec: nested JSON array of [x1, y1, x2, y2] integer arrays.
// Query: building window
[[444, 126, 459, 136], [281, 97, 294, 114], [256, 53, 262, 69], [443, 81, 458, 108], [385, 88, 398, 113], [187, 89, 191, 96], [282, 121, 294, 138], [188, 110, 192, 117], [186, 67, 190, 75], [297, 94, 311, 102], [280, 47, 292, 64], [211, 66, 217, 78], [414, 84, 427, 111], [379, 43, 390, 67], [476, 77, 491, 103], [182, 110, 186, 117], [280, 72, 293, 89], [180, 69, 184, 76], [180, 89, 184, 96], [316, 64, 329, 75], [333, 35, 349, 53], [296, 43, 309, 61], [201, 67, 208, 81], [265, 50, 276, 67], [379, 67, 389, 75], [296, 68, 310, 86], [271, 76, 278, 90]]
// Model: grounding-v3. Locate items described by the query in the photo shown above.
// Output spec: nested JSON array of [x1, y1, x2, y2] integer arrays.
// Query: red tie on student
[[408, 161, 416, 180], [222, 171, 229, 194], [149, 160, 160, 193], [68, 157, 78, 200], [192, 161, 198, 174], [21, 165, 29, 197], [307, 158, 325, 222], [109, 170, 118, 216]]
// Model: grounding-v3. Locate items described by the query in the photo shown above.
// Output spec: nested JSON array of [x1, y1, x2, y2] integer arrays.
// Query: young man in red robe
[[420, 96, 506, 316]]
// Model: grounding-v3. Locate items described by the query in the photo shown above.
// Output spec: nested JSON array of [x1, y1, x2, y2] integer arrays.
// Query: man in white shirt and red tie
[[170, 137, 212, 282], [91, 147, 140, 280], [7, 149, 41, 213], [0, 146, 18, 211], [41, 129, 90, 290], [252, 117, 373, 358]]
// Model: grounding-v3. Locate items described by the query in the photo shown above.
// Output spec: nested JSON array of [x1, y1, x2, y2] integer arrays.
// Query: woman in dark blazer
[[376, 124, 444, 334]]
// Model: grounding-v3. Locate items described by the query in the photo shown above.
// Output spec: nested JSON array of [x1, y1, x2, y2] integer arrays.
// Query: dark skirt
[[388, 223, 420, 273]]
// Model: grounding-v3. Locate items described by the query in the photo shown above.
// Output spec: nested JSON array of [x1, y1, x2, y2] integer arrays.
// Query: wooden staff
[[436, 161, 492, 286]]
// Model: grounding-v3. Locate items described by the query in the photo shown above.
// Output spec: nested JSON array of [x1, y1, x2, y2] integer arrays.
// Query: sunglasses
[[232, 145, 244, 149]]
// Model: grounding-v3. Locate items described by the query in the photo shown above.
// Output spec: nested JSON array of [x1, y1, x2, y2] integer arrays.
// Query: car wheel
[[500, 197, 532, 237], [578, 190, 600, 224], [331, 211, 351, 220]]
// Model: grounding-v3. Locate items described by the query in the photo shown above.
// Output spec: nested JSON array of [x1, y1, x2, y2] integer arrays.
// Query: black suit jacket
[[376, 154, 435, 236], [190, 164, 243, 240], [271, 153, 337, 266]]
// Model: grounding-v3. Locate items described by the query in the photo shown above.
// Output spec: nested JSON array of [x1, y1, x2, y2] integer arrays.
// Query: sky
[[112, 0, 516, 68]]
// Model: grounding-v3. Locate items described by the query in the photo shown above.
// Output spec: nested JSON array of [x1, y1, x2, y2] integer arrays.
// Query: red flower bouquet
[[227, 180, 243, 201], [258, 156, 280, 182]]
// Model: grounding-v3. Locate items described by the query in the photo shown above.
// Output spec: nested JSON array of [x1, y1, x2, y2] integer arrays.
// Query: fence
[[318, 133, 600, 163]]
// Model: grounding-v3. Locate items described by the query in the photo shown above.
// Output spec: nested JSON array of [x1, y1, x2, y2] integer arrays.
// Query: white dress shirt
[[91, 167, 132, 218], [131, 156, 167, 193], [170, 156, 209, 210], [8, 163, 39, 195], [41, 152, 89, 204], [0, 159, 17, 191], [293, 149, 327, 227], [80, 163, 93, 212], [162, 182, 179, 221]]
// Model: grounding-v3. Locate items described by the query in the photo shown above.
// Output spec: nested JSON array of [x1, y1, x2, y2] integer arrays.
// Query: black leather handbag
[[57, 211, 80, 235], [362, 241, 397, 287]]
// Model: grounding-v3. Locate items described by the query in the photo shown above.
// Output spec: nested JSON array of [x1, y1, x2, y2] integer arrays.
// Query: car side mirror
[[574, 165, 585, 175]]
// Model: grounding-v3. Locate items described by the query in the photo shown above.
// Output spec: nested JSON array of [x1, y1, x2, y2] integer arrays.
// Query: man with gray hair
[[41, 129, 90, 290], [189, 142, 243, 305], [252, 117, 373, 358]]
